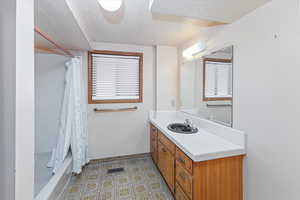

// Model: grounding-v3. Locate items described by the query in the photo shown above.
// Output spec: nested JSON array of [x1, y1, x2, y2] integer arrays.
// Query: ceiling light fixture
[[98, 0, 123, 12], [182, 41, 206, 58]]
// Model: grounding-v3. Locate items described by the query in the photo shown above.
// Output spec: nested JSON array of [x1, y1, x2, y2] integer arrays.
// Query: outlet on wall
[[171, 99, 176, 108]]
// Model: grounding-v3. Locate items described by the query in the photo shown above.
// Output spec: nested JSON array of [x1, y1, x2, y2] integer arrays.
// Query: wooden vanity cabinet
[[149, 123, 244, 200]]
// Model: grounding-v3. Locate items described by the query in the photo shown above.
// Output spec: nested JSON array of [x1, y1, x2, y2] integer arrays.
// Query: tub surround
[[34, 152, 53, 196], [149, 111, 246, 162], [35, 154, 72, 200]]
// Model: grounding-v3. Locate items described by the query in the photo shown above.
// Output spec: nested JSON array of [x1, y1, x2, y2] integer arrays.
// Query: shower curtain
[[48, 57, 89, 174]]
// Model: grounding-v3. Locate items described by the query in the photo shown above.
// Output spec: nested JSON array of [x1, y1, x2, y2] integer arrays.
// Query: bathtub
[[35, 154, 72, 200]]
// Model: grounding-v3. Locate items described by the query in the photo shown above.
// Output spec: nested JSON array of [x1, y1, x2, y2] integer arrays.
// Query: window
[[88, 51, 143, 104], [203, 58, 232, 101]]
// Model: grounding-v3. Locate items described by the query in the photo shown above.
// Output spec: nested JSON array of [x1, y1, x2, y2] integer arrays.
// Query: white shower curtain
[[48, 57, 89, 174]]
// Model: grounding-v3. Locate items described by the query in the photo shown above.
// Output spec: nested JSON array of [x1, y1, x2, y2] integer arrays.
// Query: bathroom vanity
[[149, 111, 246, 200]]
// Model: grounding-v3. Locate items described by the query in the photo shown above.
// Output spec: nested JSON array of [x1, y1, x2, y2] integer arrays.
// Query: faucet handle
[[185, 119, 190, 125]]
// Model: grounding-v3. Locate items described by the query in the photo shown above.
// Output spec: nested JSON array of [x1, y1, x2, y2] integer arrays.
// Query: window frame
[[203, 58, 233, 101], [88, 50, 143, 104]]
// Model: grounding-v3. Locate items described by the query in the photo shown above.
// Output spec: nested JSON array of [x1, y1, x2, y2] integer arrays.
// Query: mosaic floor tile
[[100, 190, 114, 200], [58, 156, 174, 200], [151, 191, 169, 200], [81, 193, 99, 200]]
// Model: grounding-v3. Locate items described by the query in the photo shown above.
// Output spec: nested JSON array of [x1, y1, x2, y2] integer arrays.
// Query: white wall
[[35, 53, 68, 153], [15, 0, 35, 199], [180, 0, 300, 199], [1, 1, 35, 199], [180, 61, 196, 108], [0, 1, 16, 199], [87, 42, 155, 159], [156, 46, 179, 110]]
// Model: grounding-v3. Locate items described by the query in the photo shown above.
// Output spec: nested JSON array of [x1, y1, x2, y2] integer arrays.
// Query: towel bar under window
[[93, 106, 138, 113]]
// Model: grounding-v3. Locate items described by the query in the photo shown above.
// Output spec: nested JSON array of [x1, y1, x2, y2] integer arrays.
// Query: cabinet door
[[150, 124, 158, 163], [158, 142, 175, 193], [175, 183, 189, 200], [150, 138, 157, 164]]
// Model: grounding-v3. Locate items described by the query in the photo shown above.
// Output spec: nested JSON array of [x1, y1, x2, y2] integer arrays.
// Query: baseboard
[[89, 153, 150, 163]]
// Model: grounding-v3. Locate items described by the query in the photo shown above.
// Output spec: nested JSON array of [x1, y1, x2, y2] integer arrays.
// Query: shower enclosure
[[34, 52, 71, 198], [34, 25, 89, 199]]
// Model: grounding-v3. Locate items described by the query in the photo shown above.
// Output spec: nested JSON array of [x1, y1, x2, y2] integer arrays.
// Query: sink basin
[[167, 123, 198, 134]]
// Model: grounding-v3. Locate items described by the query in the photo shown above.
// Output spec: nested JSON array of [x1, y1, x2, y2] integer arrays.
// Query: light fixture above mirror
[[182, 41, 206, 59], [98, 0, 123, 12]]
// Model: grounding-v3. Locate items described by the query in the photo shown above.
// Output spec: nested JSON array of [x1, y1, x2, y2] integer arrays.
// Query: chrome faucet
[[184, 119, 197, 130], [184, 119, 192, 128]]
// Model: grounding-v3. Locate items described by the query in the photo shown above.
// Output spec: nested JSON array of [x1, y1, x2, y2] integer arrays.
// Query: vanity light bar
[[182, 41, 206, 58]]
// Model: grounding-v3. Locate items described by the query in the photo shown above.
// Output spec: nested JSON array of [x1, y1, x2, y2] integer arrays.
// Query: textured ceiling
[[35, 0, 270, 49], [67, 0, 224, 46], [150, 0, 270, 23]]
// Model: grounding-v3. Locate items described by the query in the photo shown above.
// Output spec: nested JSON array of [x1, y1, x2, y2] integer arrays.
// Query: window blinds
[[92, 54, 140, 101]]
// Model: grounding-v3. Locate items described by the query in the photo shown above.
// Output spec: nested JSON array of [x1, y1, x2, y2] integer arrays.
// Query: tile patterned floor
[[59, 156, 174, 200]]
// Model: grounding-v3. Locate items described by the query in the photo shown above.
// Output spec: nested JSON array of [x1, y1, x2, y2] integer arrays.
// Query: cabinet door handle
[[162, 147, 167, 153], [178, 157, 186, 164]]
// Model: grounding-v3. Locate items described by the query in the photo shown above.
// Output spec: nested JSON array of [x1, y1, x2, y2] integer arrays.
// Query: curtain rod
[[34, 26, 75, 58], [35, 45, 66, 56]]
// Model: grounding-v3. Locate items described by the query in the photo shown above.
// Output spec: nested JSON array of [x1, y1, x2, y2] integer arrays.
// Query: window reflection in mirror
[[203, 58, 232, 101], [180, 46, 233, 127]]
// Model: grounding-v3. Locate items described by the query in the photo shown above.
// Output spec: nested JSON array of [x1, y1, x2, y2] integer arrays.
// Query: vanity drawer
[[176, 161, 193, 199], [176, 148, 193, 174], [158, 131, 175, 154], [175, 183, 190, 200]]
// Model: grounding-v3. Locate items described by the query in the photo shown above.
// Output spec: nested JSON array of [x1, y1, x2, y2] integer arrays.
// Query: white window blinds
[[91, 53, 141, 101], [205, 61, 232, 98]]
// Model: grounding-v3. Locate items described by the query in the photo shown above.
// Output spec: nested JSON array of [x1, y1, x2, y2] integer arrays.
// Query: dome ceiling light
[[98, 0, 123, 12]]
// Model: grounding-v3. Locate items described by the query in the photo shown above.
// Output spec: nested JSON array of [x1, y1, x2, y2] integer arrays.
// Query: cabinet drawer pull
[[162, 148, 167, 153], [178, 157, 186, 164]]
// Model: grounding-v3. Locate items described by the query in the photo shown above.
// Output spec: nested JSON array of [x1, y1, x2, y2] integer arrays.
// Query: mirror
[[180, 46, 233, 127]]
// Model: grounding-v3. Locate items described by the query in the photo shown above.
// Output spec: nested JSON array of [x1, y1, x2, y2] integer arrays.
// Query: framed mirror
[[180, 46, 233, 127]]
